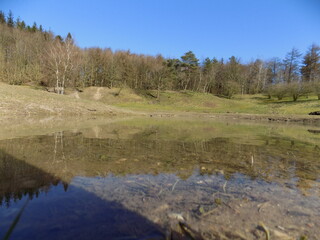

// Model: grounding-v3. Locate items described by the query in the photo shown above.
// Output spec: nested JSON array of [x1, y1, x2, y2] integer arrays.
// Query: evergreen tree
[[202, 58, 219, 93], [6, 10, 14, 27], [224, 56, 243, 95], [0, 11, 6, 24], [203, 58, 216, 73], [16, 18, 26, 30], [66, 32, 72, 41], [180, 51, 199, 90], [31, 22, 37, 32], [181, 51, 199, 66], [15, 17, 21, 28], [55, 35, 64, 43]]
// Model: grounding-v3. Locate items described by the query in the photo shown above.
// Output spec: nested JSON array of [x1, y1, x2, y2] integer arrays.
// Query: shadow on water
[[0, 150, 67, 208], [0, 151, 169, 240], [0, 118, 319, 239]]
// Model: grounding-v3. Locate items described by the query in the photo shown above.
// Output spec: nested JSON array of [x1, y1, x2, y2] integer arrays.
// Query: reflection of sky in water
[[1, 171, 319, 239], [0, 119, 319, 239]]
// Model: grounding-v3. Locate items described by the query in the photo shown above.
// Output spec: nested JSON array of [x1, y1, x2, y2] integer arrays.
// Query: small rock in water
[[168, 213, 184, 221], [272, 229, 294, 240], [306, 223, 314, 228], [155, 204, 169, 212], [215, 169, 224, 175], [276, 225, 286, 231]]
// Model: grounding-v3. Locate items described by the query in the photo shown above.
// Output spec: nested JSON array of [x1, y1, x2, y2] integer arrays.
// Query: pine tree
[[180, 51, 199, 90], [66, 32, 72, 41], [181, 51, 199, 66], [55, 35, 63, 43], [6, 10, 14, 27], [31, 22, 37, 32], [0, 11, 6, 24], [15, 17, 21, 28]]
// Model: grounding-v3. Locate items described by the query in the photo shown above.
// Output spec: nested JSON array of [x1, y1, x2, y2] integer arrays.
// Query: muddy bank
[[148, 112, 320, 125]]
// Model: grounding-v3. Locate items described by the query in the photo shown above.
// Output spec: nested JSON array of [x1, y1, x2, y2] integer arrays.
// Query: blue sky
[[1, 0, 319, 62]]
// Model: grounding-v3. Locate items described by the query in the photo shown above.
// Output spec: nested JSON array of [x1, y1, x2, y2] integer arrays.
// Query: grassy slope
[[1, 83, 320, 119], [0, 83, 128, 119], [78, 87, 320, 115]]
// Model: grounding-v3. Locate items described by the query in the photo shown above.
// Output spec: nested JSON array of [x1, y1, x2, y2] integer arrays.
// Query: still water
[[0, 118, 319, 239]]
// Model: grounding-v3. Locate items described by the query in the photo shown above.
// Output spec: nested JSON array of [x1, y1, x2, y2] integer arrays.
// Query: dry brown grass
[[0, 83, 134, 120]]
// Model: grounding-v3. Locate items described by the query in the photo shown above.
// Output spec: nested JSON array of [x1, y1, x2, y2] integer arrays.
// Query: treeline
[[0, 11, 320, 100]]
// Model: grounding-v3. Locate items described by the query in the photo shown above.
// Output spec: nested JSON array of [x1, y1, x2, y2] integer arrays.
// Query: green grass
[[1, 83, 319, 117], [261, 95, 320, 114], [109, 90, 320, 115], [113, 91, 265, 113]]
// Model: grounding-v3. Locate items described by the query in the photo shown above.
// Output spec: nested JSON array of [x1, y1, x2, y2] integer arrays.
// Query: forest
[[1, 10, 320, 101]]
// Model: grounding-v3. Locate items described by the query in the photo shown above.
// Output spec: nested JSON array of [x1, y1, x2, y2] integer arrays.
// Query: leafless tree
[[46, 35, 77, 94]]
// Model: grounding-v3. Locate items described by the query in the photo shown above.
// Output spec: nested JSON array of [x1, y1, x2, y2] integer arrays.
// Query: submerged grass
[[100, 117, 320, 146]]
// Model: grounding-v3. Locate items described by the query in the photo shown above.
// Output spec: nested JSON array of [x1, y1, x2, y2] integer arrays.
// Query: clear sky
[[1, 0, 320, 62]]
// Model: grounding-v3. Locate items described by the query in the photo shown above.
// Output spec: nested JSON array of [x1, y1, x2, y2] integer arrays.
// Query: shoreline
[[147, 111, 320, 125], [1, 110, 320, 126]]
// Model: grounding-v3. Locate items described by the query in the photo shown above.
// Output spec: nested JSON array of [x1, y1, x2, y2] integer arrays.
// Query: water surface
[[0, 118, 319, 239]]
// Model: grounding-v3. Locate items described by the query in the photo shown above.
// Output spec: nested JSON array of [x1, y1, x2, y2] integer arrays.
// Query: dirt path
[[93, 87, 103, 100]]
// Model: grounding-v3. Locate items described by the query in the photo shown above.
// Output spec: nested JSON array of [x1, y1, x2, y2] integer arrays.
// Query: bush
[[269, 83, 287, 100], [287, 82, 312, 101], [222, 81, 240, 99], [263, 85, 273, 99], [313, 82, 320, 100]]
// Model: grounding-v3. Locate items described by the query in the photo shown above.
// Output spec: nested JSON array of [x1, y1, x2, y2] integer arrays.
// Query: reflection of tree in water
[[0, 128, 319, 239], [0, 150, 68, 207], [0, 130, 319, 193], [53, 131, 65, 163]]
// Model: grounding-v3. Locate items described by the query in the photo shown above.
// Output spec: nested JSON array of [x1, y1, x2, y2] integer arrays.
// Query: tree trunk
[[157, 76, 162, 101]]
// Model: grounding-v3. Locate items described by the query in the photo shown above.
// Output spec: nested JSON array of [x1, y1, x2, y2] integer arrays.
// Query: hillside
[[0, 83, 132, 120], [75, 86, 320, 115], [1, 83, 320, 123]]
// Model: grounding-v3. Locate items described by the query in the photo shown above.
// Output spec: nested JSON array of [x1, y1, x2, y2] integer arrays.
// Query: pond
[[0, 117, 319, 239]]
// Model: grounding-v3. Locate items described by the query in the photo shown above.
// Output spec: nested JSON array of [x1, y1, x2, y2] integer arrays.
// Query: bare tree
[[283, 48, 302, 83], [46, 34, 77, 94], [301, 44, 320, 82]]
